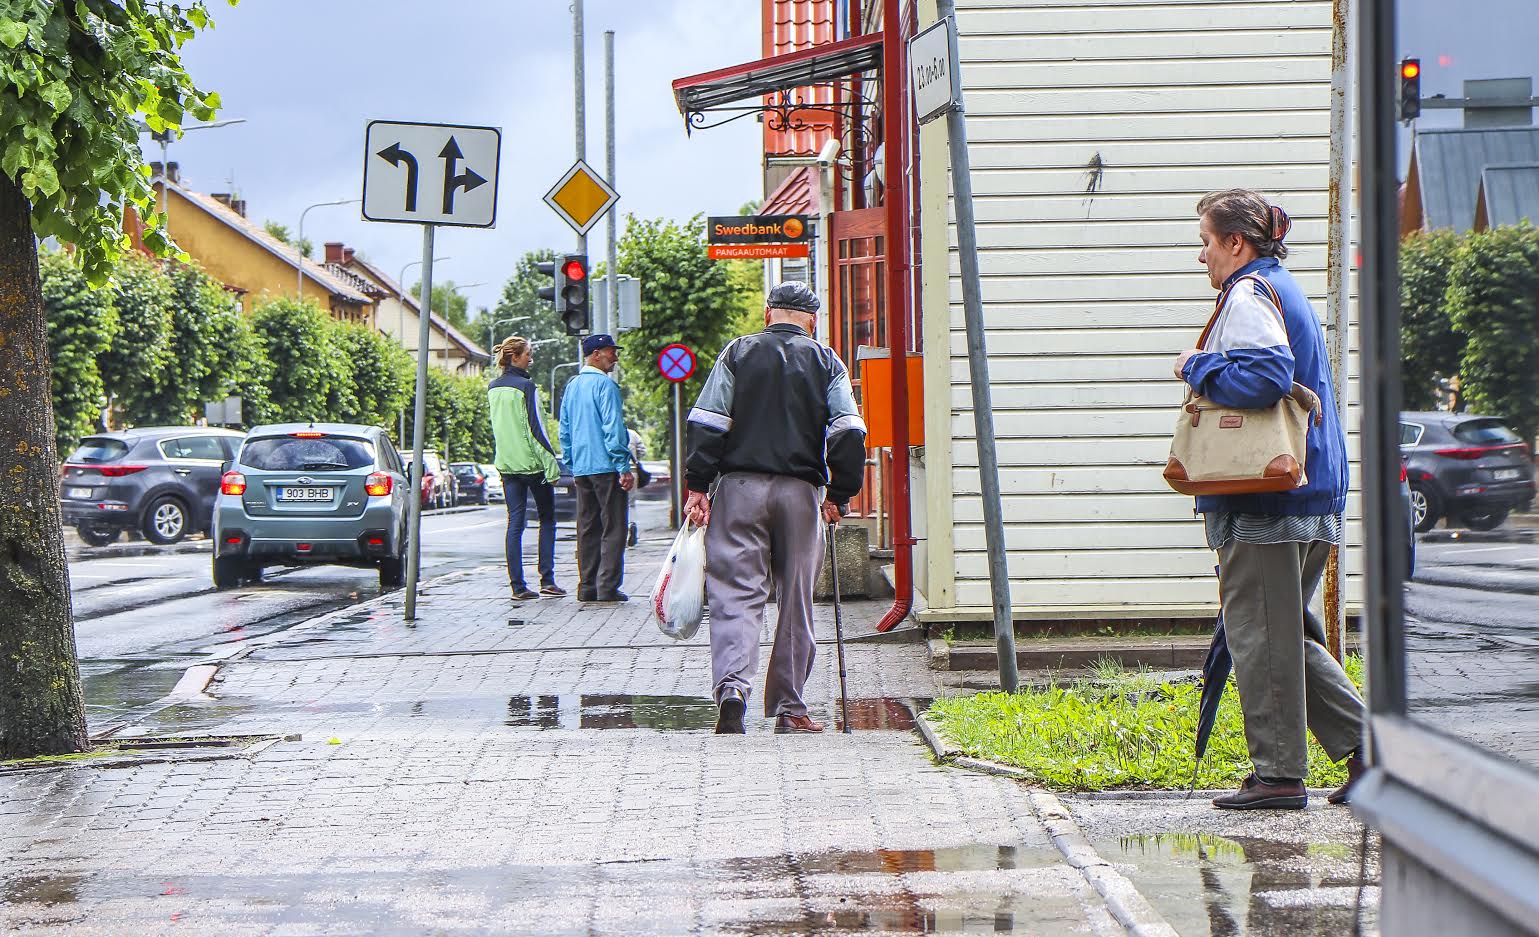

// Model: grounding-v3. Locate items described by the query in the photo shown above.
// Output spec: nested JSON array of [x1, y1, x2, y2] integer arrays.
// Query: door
[[829, 207, 887, 533], [161, 434, 232, 530]]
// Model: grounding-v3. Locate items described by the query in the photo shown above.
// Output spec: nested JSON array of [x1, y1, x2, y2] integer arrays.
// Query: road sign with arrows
[[363, 120, 500, 228]]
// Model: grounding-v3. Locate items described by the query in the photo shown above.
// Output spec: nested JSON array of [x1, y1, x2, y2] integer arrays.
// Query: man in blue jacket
[[559, 334, 635, 603]]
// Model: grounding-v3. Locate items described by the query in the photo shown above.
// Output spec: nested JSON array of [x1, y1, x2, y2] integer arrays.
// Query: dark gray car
[[1401, 412, 1536, 531], [213, 424, 410, 589], [60, 427, 246, 546]]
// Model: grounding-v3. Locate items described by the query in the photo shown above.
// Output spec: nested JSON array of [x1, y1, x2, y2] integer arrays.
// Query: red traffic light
[[562, 259, 586, 281], [1401, 59, 1420, 79]]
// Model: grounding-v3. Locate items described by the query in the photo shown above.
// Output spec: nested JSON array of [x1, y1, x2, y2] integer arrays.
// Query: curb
[[1420, 527, 1536, 544], [910, 708, 1180, 937]]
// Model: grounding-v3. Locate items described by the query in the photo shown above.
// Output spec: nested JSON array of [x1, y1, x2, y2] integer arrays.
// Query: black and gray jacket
[[685, 323, 867, 506]]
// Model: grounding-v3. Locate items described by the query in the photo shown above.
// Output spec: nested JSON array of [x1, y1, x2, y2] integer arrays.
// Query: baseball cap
[[766, 281, 820, 314], [582, 334, 618, 356]]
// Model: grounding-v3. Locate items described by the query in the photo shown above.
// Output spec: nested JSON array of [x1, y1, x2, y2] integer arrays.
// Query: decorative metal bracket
[[683, 82, 880, 136]]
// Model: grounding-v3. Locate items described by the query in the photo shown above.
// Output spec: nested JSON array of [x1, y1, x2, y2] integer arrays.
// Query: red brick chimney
[[323, 242, 356, 265]]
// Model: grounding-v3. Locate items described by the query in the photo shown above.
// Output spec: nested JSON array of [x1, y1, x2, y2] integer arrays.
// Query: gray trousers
[[705, 473, 822, 718], [1218, 538, 1367, 779], [574, 472, 628, 597]]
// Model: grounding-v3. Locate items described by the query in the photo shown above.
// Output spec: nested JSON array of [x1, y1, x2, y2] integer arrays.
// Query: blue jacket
[[1180, 257, 1349, 517], [558, 366, 630, 478]]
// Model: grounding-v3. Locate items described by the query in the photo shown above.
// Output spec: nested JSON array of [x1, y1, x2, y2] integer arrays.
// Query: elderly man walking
[[559, 333, 635, 603], [684, 282, 867, 735]]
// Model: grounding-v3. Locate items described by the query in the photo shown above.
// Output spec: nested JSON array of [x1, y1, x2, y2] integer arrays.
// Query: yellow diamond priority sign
[[543, 160, 619, 236]]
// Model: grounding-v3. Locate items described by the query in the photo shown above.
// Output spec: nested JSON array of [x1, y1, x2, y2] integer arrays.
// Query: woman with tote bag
[[1174, 189, 1366, 810]]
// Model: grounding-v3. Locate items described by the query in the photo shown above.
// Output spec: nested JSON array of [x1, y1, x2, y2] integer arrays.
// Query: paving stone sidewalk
[[1, 531, 1125, 936]]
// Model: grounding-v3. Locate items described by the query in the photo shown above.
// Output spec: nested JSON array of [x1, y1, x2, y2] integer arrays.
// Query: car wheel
[[627, 522, 638, 547], [243, 562, 264, 584], [479, 491, 488, 505], [212, 555, 243, 589], [1409, 484, 1440, 533], [76, 523, 119, 547], [143, 496, 189, 545], [1462, 508, 1510, 531], [379, 556, 405, 589]]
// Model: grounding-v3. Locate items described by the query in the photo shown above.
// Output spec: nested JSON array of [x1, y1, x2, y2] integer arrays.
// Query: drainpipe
[[876, 0, 913, 633]]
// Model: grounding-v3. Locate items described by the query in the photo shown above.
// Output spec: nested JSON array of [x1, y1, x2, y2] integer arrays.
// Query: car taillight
[[291, 432, 327, 439], [97, 464, 148, 477], [1434, 444, 1526, 461], [220, 471, 247, 495], [365, 472, 393, 497], [1399, 462, 1408, 483]]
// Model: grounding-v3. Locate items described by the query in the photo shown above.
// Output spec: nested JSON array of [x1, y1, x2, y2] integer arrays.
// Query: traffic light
[[536, 258, 561, 310], [558, 254, 589, 335], [1399, 58, 1422, 121]]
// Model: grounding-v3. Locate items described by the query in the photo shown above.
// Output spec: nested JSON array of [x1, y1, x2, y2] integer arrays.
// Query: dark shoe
[[510, 587, 539, 601], [1328, 754, 1366, 805], [774, 714, 826, 734], [578, 589, 597, 602], [540, 583, 567, 598], [715, 689, 746, 735], [1213, 774, 1307, 810], [594, 591, 629, 603]]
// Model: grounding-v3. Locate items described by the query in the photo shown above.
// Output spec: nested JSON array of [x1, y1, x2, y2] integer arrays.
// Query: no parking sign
[[657, 344, 697, 383]]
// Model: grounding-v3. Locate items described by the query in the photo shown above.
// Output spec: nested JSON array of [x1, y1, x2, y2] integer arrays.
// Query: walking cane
[[827, 521, 852, 734]]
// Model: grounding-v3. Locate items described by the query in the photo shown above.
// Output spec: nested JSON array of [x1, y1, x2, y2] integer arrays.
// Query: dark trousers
[[502, 474, 556, 590], [574, 472, 627, 597]]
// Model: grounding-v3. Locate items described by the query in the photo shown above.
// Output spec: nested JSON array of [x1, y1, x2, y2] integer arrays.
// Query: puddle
[[499, 695, 924, 731], [1106, 833, 1378, 937], [80, 659, 194, 728], [1, 872, 87, 906]]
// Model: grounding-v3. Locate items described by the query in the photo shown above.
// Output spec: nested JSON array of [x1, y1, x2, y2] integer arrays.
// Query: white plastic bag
[[652, 523, 707, 640]]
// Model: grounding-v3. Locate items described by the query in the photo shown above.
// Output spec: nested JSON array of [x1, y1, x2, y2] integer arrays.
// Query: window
[[1399, 422, 1424, 446], [240, 436, 376, 471], [160, 436, 228, 461], [67, 438, 128, 464], [1451, 419, 1521, 446]]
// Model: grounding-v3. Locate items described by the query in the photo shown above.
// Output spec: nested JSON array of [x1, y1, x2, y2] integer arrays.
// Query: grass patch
[[926, 656, 1363, 791]]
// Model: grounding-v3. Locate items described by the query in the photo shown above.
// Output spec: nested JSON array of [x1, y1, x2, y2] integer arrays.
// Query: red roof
[[761, 165, 819, 215], [763, 0, 837, 158]]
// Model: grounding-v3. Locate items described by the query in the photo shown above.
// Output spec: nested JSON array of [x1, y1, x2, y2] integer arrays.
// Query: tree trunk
[[0, 171, 88, 758]]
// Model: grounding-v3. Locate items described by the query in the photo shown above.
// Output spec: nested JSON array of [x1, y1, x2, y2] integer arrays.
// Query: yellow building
[[152, 169, 378, 322]]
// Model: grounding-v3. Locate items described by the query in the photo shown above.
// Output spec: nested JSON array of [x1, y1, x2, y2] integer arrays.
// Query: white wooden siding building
[[910, 0, 1362, 623]]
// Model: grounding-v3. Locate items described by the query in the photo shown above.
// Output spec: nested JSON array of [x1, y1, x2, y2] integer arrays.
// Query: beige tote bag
[[1163, 276, 1323, 497]]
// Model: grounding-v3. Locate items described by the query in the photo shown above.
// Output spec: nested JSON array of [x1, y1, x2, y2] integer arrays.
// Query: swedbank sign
[[707, 214, 811, 259]]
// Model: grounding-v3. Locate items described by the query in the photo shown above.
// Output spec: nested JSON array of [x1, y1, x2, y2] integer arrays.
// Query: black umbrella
[[1189, 568, 1231, 795]]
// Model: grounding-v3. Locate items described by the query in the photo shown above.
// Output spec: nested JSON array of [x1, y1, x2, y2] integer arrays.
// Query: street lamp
[[296, 198, 360, 299], [487, 316, 531, 350], [140, 117, 248, 219], [441, 282, 486, 372]]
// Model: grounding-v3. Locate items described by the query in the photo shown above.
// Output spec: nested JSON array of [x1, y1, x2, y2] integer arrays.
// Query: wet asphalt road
[[1404, 535, 1539, 767], [68, 504, 517, 729]]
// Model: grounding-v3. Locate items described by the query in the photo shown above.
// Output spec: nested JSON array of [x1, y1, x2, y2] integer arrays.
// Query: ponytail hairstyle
[[493, 335, 531, 371], [1196, 188, 1291, 260]]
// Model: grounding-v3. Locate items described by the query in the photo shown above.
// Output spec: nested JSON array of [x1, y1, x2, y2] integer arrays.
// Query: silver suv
[[212, 423, 410, 589]]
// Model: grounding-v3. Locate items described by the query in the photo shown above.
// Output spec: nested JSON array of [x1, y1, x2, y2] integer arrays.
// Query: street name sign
[[544, 160, 620, 236], [363, 120, 501, 228], [909, 17, 962, 126]]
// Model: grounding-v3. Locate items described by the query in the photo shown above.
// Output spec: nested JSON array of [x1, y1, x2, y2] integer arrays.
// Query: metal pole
[[574, 0, 587, 262], [605, 29, 618, 338], [936, 1, 1018, 691], [672, 381, 684, 529], [1323, 0, 1354, 662], [404, 224, 436, 621]]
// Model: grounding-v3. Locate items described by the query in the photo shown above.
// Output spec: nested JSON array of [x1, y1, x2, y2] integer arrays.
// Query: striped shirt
[[1204, 512, 1343, 550]]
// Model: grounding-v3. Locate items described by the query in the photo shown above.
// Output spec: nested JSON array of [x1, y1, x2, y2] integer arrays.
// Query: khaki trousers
[[1218, 538, 1367, 779], [705, 473, 823, 718]]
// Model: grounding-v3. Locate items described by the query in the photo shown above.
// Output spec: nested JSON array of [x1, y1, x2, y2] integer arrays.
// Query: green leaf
[[0, 18, 27, 48], [39, 79, 70, 113]]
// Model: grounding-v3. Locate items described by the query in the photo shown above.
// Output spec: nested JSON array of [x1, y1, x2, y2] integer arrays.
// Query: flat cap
[[766, 281, 820, 314]]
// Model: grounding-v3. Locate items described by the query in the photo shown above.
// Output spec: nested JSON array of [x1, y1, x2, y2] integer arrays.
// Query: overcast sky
[[167, 1, 762, 320]]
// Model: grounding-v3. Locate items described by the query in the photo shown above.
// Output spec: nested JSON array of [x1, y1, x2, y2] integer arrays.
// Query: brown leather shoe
[[1212, 774, 1307, 810], [774, 714, 825, 734], [1328, 754, 1366, 805]]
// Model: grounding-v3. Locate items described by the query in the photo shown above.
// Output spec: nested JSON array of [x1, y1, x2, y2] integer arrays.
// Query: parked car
[[530, 460, 578, 521], [449, 462, 493, 504], [1401, 458, 1416, 576], [1401, 412, 1536, 532], [399, 449, 456, 509], [213, 424, 410, 589], [60, 427, 246, 546], [637, 460, 672, 501], [479, 464, 504, 503]]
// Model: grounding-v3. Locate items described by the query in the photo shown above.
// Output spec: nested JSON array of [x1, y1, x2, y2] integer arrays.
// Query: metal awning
[[671, 32, 883, 118]]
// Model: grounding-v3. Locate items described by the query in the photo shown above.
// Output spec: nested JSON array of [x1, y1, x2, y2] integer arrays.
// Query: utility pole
[[1323, 0, 1353, 661], [605, 29, 618, 339], [573, 0, 587, 367]]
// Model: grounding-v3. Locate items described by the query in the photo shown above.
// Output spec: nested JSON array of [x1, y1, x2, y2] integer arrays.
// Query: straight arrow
[[376, 142, 419, 212], [439, 136, 487, 215]]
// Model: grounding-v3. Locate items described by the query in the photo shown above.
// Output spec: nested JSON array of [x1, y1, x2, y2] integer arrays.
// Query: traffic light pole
[[404, 224, 435, 622], [605, 29, 618, 339], [573, 0, 588, 313]]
